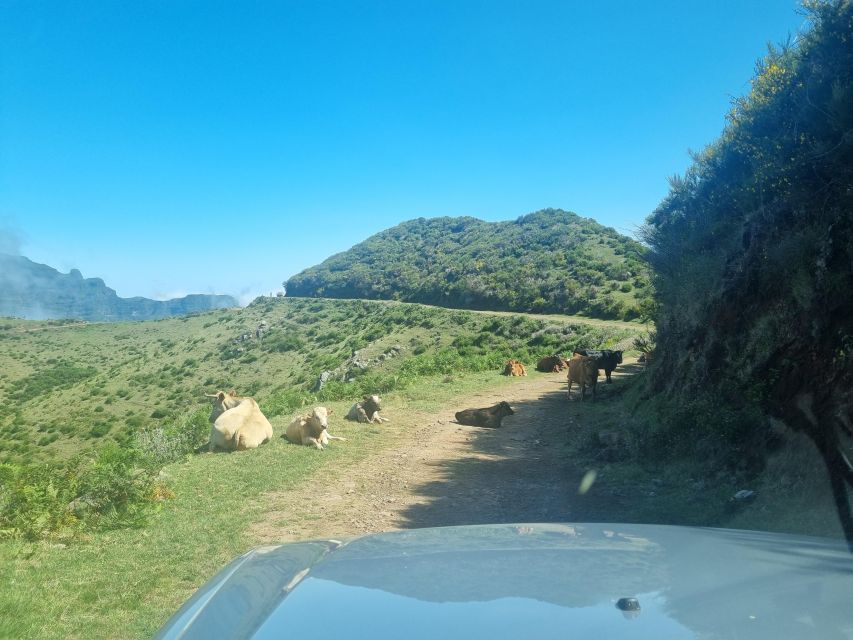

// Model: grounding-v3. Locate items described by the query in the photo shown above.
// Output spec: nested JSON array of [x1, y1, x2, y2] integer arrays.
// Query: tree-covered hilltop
[[640, 2, 853, 536], [285, 209, 652, 320]]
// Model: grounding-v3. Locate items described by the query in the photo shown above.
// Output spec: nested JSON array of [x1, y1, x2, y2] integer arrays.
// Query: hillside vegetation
[[0, 297, 638, 540], [638, 1, 853, 534], [285, 209, 652, 320], [0, 253, 236, 321]]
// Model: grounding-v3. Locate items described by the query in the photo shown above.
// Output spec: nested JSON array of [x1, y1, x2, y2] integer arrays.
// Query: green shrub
[[264, 334, 304, 353], [0, 444, 159, 540], [89, 422, 111, 438], [260, 389, 312, 418], [11, 362, 97, 402], [135, 409, 209, 467]]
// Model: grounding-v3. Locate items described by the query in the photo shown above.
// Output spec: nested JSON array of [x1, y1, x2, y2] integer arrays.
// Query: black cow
[[455, 401, 515, 428], [573, 349, 623, 383]]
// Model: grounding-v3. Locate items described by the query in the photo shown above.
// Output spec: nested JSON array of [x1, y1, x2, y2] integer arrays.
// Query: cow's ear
[[217, 391, 226, 401], [228, 389, 237, 396]]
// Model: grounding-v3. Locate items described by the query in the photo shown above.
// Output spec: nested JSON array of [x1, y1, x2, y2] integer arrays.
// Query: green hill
[[0, 297, 638, 466], [0, 253, 237, 321], [285, 209, 652, 320]]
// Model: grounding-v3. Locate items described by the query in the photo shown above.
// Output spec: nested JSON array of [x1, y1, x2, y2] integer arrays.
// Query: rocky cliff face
[[0, 253, 237, 321]]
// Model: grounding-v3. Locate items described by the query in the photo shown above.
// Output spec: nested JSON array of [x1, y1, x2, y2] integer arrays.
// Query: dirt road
[[250, 364, 642, 544]]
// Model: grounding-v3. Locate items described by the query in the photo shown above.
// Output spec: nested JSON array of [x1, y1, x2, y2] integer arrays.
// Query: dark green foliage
[[0, 409, 214, 540], [263, 333, 304, 353], [89, 422, 111, 438], [641, 2, 853, 471], [0, 444, 159, 540], [286, 209, 652, 320], [135, 409, 210, 467], [10, 362, 96, 402]]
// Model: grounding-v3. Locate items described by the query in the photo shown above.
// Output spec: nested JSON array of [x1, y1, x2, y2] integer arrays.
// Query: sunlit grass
[[0, 370, 514, 639]]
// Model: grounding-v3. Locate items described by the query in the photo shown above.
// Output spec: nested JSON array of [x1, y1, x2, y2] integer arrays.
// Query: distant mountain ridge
[[0, 253, 237, 321], [285, 209, 652, 320]]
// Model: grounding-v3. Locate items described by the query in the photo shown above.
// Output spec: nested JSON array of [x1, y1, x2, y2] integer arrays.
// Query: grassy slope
[[2, 359, 845, 639], [0, 298, 637, 465], [0, 372, 519, 639], [0, 298, 639, 639]]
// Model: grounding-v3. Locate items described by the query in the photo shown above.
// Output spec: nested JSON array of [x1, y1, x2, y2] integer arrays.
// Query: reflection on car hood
[[156, 523, 853, 639]]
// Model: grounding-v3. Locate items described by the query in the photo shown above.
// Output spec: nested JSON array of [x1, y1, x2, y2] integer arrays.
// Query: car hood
[[156, 523, 853, 639]]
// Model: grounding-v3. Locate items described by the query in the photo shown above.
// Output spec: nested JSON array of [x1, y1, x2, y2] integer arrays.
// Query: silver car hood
[[156, 523, 853, 639]]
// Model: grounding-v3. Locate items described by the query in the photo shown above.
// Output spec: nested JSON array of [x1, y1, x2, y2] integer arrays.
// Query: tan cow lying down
[[207, 390, 273, 452], [285, 407, 346, 450], [346, 395, 390, 424], [567, 355, 598, 401], [503, 359, 527, 376]]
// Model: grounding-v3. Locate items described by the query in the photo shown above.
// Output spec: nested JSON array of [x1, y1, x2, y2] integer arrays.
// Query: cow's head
[[497, 401, 515, 416], [206, 390, 241, 423], [583, 358, 600, 383], [310, 406, 331, 429], [614, 351, 623, 364], [362, 394, 382, 414]]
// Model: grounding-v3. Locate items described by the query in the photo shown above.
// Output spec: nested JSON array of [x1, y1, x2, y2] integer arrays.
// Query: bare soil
[[250, 365, 641, 544]]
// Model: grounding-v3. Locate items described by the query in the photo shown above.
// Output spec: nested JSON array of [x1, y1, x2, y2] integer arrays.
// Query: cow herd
[[206, 348, 624, 453], [206, 392, 390, 453], [508, 349, 623, 402]]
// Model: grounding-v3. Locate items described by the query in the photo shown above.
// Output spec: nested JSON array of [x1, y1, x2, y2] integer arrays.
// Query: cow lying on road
[[536, 355, 569, 373], [455, 401, 515, 428], [503, 359, 527, 376], [567, 355, 598, 401], [206, 390, 274, 452], [346, 395, 390, 424], [573, 349, 623, 383], [286, 407, 346, 450]]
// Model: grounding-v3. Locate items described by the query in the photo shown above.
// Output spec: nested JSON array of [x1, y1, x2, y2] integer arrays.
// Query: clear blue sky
[[0, 1, 807, 302]]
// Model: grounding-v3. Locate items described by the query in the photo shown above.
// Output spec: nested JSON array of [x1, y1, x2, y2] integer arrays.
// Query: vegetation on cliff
[[638, 0, 853, 533]]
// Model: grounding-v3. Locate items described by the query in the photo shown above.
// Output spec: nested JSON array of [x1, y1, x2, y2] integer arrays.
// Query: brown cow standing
[[567, 355, 598, 401], [503, 359, 527, 376]]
